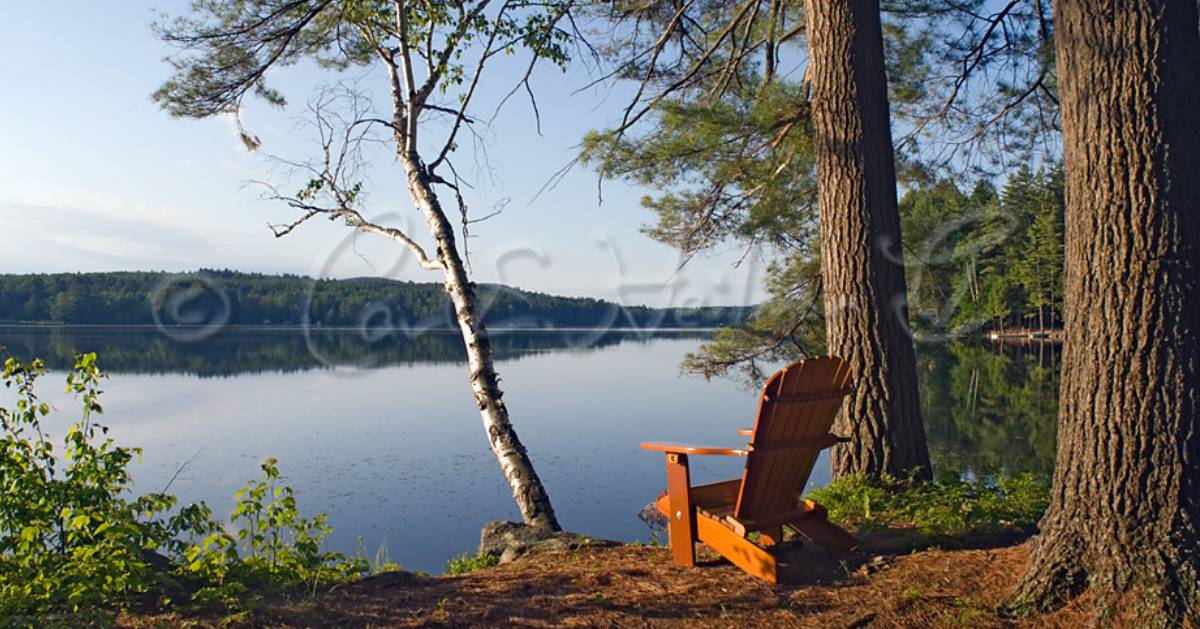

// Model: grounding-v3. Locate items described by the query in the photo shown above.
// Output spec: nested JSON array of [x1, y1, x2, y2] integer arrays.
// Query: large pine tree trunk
[[1011, 1, 1200, 624], [804, 0, 931, 480], [401, 152, 561, 532]]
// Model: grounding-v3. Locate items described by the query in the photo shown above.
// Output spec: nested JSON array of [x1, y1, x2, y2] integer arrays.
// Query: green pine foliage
[[900, 165, 1065, 336], [680, 254, 825, 384], [582, 83, 819, 257], [668, 165, 1065, 384], [656, 164, 1065, 384], [581, 79, 825, 385], [153, 1, 575, 119], [583, 1, 1062, 385]]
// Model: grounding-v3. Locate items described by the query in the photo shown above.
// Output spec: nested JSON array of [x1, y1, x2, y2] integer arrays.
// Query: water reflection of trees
[[0, 327, 707, 378], [918, 341, 1060, 475], [0, 328, 1059, 472]]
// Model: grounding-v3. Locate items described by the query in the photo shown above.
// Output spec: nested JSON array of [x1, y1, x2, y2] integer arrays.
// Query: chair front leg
[[664, 452, 696, 567]]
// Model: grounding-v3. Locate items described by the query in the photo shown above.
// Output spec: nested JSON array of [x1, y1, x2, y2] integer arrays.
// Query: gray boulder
[[479, 521, 619, 564]]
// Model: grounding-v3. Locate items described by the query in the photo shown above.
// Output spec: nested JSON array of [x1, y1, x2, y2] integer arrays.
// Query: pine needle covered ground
[[119, 535, 1102, 628]]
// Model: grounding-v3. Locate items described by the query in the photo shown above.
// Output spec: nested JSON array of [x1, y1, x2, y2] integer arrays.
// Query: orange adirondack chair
[[640, 356, 858, 583]]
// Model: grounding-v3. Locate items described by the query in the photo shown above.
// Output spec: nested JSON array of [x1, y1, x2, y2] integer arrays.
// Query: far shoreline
[[0, 323, 722, 333]]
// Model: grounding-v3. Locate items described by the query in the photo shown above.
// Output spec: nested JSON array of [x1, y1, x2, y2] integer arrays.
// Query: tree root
[[1008, 532, 1200, 628]]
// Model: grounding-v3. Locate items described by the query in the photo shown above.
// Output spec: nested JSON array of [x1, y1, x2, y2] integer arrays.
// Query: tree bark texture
[[401, 151, 561, 532], [804, 0, 931, 480], [1012, 2, 1200, 625]]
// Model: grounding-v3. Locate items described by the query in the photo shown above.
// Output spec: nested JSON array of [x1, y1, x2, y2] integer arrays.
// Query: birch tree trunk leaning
[[1011, 1, 1200, 624], [401, 152, 560, 532], [803, 0, 931, 480]]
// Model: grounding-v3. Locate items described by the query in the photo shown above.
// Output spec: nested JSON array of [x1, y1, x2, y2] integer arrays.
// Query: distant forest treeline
[[0, 270, 752, 329]]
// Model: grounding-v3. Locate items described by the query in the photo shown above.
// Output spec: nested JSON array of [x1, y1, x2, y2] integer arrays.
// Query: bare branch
[[613, 0, 757, 141], [898, 0, 1022, 150], [430, 158, 477, 269], [429, 2, 513, 173], [267, 190, 444, 270], [436, 1, 573, 171], [258, 85, 443, 271]]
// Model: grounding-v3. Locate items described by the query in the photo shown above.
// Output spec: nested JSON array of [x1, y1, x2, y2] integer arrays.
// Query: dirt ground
[[119, 534, 1100, 628]]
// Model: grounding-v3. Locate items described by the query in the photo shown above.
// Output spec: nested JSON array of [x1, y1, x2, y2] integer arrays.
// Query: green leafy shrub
[[182, 458, 367, 608], [806, 470, 1050, 537], [444, 550, 499, 575], [0, 351, 367, 621], [0, 352, 193, 622]]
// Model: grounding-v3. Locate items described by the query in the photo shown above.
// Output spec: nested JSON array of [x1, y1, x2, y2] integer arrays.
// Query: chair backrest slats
[[734, 356, 853, 521]]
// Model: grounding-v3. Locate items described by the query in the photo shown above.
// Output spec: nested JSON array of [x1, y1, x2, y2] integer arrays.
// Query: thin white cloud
[[0, 201, 224, 270], [0, 180, 225, 235]]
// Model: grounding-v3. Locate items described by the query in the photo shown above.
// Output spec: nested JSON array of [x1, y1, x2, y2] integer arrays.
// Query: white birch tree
[[154, 0, 583, 531]]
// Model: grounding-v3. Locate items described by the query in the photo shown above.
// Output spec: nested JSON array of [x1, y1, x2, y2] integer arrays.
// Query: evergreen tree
[[898, 167, 1065, 337]]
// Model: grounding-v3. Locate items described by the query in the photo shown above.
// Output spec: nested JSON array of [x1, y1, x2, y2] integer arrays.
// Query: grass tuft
[[444, 551, 499, 575]]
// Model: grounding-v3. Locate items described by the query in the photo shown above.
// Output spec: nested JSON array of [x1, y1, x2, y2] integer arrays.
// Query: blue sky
[[0, 2, 768, 308]]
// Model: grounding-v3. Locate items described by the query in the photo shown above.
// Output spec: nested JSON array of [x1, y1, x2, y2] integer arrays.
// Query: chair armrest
[[640, 442, 749, 456]]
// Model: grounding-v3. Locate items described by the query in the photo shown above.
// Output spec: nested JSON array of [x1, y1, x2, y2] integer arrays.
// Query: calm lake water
[[0, 326, 1059, 573]]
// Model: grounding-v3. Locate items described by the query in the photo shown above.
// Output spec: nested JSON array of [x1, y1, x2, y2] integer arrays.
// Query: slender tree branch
[[429, 2, 512, 173], [267, 195, 443, 270]]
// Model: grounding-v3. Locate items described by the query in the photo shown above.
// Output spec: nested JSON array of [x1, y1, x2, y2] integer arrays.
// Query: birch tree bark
[[804, 0, 931, 480], [400, 152, 560, 531]]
